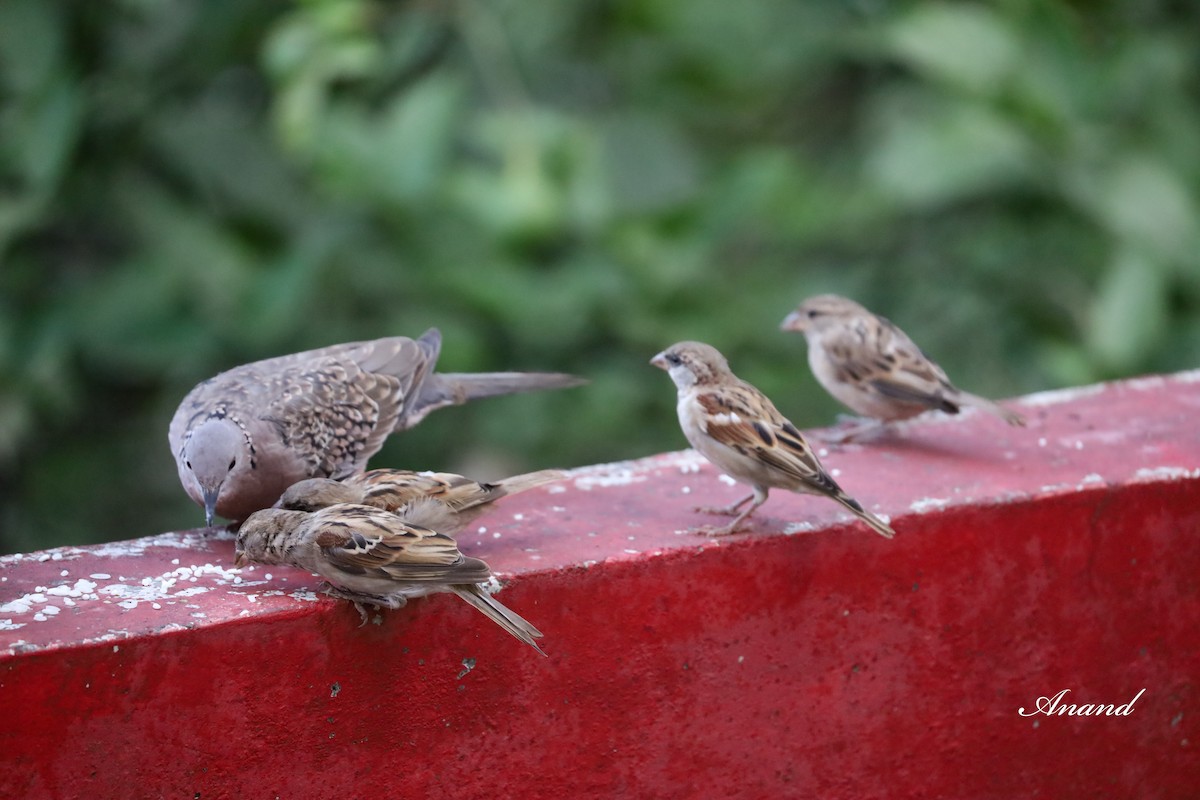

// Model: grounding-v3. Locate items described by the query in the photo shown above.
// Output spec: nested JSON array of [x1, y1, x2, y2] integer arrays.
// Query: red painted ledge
[[3, 372, 1199, 799]]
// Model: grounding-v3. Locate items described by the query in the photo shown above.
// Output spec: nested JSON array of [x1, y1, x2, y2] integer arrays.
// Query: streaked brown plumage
[[651, 341, 894, 538], [235, 502, 545, 654], [275, 468, 566, 534], [169, 328, 584, 526], [781, 295, 1024, 438]]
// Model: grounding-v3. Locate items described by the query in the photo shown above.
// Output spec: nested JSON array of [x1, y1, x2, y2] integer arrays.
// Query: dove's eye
[[228, 459, 237, 471], [186, 460, 193, 470]]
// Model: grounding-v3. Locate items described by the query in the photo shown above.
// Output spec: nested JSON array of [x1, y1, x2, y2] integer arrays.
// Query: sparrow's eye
[[666, 353, 683, 366], [186, 460, 192, 470], [807, 309, 820, 319], [228, 459, 237, 471]]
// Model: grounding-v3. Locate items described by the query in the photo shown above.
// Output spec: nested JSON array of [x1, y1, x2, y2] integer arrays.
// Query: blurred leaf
[[15, 77, 84, 189], [265, 0, 382, 152], [309, 75, 465, 203], [0, 0, 64, 95], [886, 3, 1018, 94], [149, 90, 311, 227], [1086, 249, 1168, 373], [1090, 156, 1197, 263], [0, 1, 83, 255], [866, 94, 1033, 206], [601, 113, 701, 215], [1036, 340, 1098, 389], [449, 110, 571, 240]]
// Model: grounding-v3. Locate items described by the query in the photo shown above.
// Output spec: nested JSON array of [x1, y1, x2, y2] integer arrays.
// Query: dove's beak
[[650, 352, 668, 370], [780, 311, 804, 332], [233, 551, 247, 569], [201, 486, 220, 528]]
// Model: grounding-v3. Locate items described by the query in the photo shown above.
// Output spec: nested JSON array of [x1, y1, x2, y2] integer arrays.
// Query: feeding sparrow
[[651, 341, 894, 538], [275, 468, 565, 534], [170, 327, 584, 527], [781, 294, 1025, 440], [235, 501, 546, 654]]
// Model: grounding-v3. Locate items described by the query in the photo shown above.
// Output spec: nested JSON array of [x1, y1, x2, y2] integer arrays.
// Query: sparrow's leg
[[698, 488, 767, 536], [694, 492, 755, 517], [318, 582, 406, 627]]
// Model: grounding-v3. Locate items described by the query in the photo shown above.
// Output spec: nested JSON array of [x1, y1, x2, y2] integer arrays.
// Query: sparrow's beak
[[233, 551, 247, 568], [201, 485, 220, 529], [650, 352, 668, 370], [780, 311, 805, 332]]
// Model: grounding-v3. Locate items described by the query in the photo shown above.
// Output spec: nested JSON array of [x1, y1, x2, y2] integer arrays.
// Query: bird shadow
[[815, 423, 1017, 465]]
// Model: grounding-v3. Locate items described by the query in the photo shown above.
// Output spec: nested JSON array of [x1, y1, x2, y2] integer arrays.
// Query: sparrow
[[651, 341, 894, 538], [235, 501, 546, 654], [274, 468, 566, 534], [781, 294, 1025, 439], [170, 327, 584, 526]]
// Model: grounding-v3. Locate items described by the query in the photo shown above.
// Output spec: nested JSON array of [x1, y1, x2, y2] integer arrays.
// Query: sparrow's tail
[[405, 372, 587, 428], [955, 391, 1026, 427], [452, 584, 546, 656], [832, 491, 895, 539], [486, 469, 567, 500], [436, 468, 567, 513]]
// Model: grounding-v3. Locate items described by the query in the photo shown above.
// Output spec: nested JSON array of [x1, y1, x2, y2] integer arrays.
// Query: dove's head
[[234, 508, 303, 568], [780, 294, 868, 337], [275, 478, 360, 512], [651, 341, 735, 391], [182, 417, 252, 527]]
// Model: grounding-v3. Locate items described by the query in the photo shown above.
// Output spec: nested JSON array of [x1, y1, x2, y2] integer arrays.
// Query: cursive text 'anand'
[[1018, 688, 1145, 717]]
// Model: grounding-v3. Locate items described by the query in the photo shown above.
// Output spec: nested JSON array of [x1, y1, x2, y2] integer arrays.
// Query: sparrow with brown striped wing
[[274, 468, 564, 534], [234, 501, 545, 654], [651, 341, 894, 538], [781, 295, 1024, 440]]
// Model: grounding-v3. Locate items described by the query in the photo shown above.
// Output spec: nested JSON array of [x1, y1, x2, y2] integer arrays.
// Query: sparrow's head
[[780, 294, 868, 336], [651, 341, 735, 390], [180, 417, 252, 528], [274, 478, 360, 512], [234, 508, 303, 568]]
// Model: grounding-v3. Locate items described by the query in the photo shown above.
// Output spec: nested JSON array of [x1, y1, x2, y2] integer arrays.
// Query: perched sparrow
[[651, 341, 894, 538], [781, 294, 1025, 439], [235, 502, 545, 654], [170, 327, 584, 526], [275, 468, 566, 534]]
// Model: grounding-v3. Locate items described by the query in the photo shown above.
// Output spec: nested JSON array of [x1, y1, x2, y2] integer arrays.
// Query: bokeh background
[[2, 0, 1198, 554]]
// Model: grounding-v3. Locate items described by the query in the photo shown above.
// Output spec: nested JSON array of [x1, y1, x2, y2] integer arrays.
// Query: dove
[[651, 341, 894, 538], [781, 294, 1025, 439], [275, 468, 565, 534], [169, 328, 583, 526], [235, 501, 546, 653]]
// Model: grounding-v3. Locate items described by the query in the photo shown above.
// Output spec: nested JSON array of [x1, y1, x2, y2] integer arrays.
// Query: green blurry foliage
[[1, 0, 1198, 552]]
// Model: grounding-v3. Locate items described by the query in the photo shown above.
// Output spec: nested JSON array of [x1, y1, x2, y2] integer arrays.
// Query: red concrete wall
[[2, 373, 1199, 798]]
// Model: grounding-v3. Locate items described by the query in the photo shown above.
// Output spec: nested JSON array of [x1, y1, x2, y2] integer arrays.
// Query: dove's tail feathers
[[955, 391, 1026, 427], [832, 492, 895, 539], [427, 371, 588, 402], [405, 372, 587, 429], [452, 584, 546, 656]]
